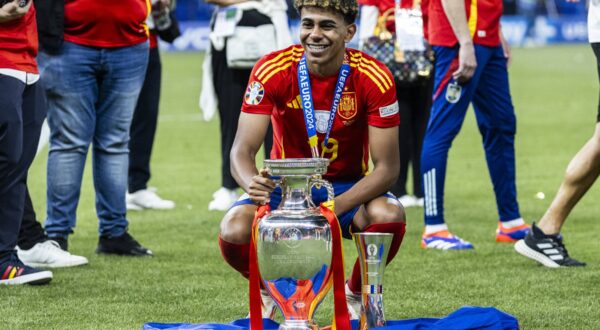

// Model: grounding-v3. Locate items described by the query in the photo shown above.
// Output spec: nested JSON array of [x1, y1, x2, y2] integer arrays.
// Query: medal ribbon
[[297, 53, 351, 158], [249, 204, 270, 330]]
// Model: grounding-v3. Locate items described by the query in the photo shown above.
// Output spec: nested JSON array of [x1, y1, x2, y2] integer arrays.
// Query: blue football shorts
[[231, 180, 397, 239]]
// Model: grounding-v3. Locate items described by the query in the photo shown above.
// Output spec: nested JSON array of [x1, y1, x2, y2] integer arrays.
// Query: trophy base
[[278, 320, 318, 330]]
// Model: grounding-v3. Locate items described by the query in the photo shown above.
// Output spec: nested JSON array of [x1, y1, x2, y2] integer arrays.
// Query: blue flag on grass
[[143, 306, 519, 330]]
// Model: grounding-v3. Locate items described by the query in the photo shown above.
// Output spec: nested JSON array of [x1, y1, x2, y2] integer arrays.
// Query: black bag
[[362, 8, 433, 86], [34, 0, 64, 54]]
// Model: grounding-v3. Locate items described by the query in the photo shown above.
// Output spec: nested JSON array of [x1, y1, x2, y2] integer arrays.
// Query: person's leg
[[93, 42, 149, 239], [0, 77, 53, 285], [411, 75, 433, 199], [420, 46, 484, 227], [471, 45, 521, 224], [0, 76, 27, 263], [128, 47, 161, 194], [18, 187, 47, 250], [537, 43, 600, 235], [39, 43, 98, 243], [212, 46, 250, 191], [391, 83, 413, 199]]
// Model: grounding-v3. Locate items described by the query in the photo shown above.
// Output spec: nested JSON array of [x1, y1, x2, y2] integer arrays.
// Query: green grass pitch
[[2, 44, 600, 329]]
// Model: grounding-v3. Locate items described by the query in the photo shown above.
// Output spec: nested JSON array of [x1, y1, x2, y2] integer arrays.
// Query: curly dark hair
[[293, 0, 358, 24]]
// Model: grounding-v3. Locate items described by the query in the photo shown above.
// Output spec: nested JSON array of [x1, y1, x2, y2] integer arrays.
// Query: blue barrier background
[[164, 1, 589, 51]]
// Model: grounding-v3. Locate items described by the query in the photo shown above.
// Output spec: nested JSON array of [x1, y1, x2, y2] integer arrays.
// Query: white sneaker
[[208, 187, 240, 211], [246, 289, 279, 319], [17, 240, 89, 268], [126, 188, 175, 210], [345, 283, 361, 320]]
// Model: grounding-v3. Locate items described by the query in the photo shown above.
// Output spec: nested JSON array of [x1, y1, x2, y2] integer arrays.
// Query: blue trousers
[[0, 76, 46, 262], [421, 44, 520, 225], [39, 41, 149, 238]]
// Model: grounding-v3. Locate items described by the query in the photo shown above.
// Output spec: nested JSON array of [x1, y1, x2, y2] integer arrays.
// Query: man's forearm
[[441, 0, 472, 45], [231, 153, 259, 193]]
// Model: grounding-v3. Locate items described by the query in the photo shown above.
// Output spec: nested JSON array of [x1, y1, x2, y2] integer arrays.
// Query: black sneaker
[[515, 222, 586, 268], [0, 255, 53, 285], [96, 232, 153, 256]]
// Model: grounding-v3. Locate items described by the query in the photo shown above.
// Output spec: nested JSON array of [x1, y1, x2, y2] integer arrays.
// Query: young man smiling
[[217, 0, 406, 319]]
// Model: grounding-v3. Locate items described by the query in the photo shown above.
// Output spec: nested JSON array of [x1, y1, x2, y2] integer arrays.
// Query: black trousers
[[0, 76, 46, 262], [17, 187, 47, 250], [390, 77, 434, 198], [211, 9, 272, 190], [128, 47, 162, 193]]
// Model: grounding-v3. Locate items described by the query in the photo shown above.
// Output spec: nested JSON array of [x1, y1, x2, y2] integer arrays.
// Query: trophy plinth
[[256, 158, 334, 330], [354, 232, 393, 329]]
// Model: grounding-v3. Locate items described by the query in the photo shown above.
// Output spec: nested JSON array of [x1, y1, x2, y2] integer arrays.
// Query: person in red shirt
[[217, 0, 406, 319], [0, 0, 53, 285], [37, 0, 152, 256], [419, 0, 529, 249]]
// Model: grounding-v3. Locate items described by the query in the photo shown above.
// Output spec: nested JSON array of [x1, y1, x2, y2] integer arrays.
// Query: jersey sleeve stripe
[[352, 65, 387, 93], [257, 54, 302, 82], [350, 53, 393, 87], [256, 47, 302, 79], [262, 61, 297, 83], [255, 48, 296, 76], [468, 0, 478, 38], [356, 62, 392, 90]]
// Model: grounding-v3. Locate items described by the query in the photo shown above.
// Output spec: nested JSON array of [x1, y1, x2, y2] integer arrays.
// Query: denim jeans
[[38, 41, 149, 238]]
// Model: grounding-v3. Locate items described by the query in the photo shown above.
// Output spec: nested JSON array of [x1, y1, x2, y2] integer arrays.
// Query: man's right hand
[[248, 168, 276, 205], [0, 0, 31, 24], [453, 41, 477, 84]]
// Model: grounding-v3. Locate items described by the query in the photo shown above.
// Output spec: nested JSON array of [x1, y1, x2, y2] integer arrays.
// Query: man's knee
[[366, 198, 406, 225], [219, 205, 256, 244]]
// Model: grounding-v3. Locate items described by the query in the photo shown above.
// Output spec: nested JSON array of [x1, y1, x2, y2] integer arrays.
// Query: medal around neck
[[255, 158, 335, 330]]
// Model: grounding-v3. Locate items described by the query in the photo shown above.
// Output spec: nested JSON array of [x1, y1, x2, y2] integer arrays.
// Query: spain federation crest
[[445, 82, 462, 104], [245, 81, 264, 105], [338, 92, 357, 120]]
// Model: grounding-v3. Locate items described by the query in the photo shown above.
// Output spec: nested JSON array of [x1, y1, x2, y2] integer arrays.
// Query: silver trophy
[[353, 232, 393, 329], [256, 158, 335, 330]]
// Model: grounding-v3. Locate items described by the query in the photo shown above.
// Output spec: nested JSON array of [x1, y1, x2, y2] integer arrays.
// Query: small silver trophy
[[353, 232, 393, 329]]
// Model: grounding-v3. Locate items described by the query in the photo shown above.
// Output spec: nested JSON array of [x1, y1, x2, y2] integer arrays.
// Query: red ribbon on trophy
[[248, 203, 350, 330]]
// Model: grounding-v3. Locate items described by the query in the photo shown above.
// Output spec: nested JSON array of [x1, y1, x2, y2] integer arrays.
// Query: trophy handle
[[310, 177, 334, 202]]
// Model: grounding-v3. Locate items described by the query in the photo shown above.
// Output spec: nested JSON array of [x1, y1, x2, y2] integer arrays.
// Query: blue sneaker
[[421, 230, 474, 250], [496, 222, 530, 243], [0, 255, 53, 285]]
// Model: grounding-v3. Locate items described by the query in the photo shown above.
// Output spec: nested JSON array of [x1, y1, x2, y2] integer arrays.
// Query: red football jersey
[[64, 0, 150, 48], [241, 46, 399, 181], [427, 0, 501, 47], [0, 6, 38, 73]]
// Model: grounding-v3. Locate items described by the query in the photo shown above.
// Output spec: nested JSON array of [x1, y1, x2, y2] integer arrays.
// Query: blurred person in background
[[0, 0, 53, 285], [126, 0, 180, 211], [419, 0, 530, 249], [201, 0, 293, 211], [358, 0, 433, 208], [38, 0, 153, 256], [514, 0, 598, 268]]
